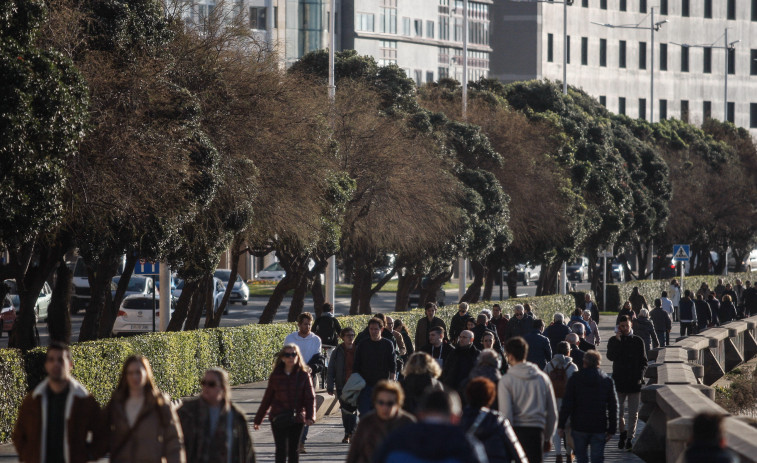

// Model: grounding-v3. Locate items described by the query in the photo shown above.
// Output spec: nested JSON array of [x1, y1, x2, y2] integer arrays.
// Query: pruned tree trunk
[[311, 275, 325, 315], [506, 267, 518, 299], [536, 262, 559, 296], [258, 274, 298, 324], [395, 273, 419, 311], [482, 261, 496, 301], [423, 271, 452, 307], [185, 275, 211, 330], [98, 253, 137, 338], [47, 259, 72, 344], [356, 267, 373, 315], [459, 260, 485, 303], [78, 256, 121, 342], [370, 268, 397, 297], [288, 274, 309, 322], [167, 279, 198, 331], [207, 236, 245, 328]]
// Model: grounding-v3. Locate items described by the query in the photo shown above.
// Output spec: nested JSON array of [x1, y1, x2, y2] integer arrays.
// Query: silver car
[[3, 279, 52, 323]]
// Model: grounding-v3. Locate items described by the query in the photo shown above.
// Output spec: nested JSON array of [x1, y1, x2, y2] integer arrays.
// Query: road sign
[[673, 245, 690, 262], [134, 259, 160, 275]]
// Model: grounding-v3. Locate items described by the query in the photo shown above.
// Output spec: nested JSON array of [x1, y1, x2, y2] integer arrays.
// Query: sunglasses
[[201, 380, 219, 388], [282, 353, 297, 358], [375, 399, 396, 407]]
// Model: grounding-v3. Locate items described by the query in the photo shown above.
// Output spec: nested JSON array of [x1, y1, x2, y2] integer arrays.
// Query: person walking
[[694, 294, 712, 333], [718, 295, 738, 324], [420, 326, 454, 368], [744, 281, 757, 316], [346, 380, 415, 463], [400, 352, 444, 415], [615, 301, 636, 325], [178, 368, 255, 463], [680, 413, 739, 463], [707, 293, 722, 326], [312, 303, 341, 349], [415, 302, 447, 351], [13, 342, 103, 463], [558, 350, 618, 463], [628, 287, 649, 316], [670, 279, 681, 322], [544, 341, 579, 463], [353, 317, 397, 415], [441, 330, 480, 393], [104, 356, 185, 463], [583, 294, 600, 323], [461, 378, 528, 463], [449, 302, 473, 345], [650, 299, 672, 347], [660, 291, 674, 322], [326, 327, 358, 443], [632, 309, 659, 354], [498, 337, 559, 463], [393, 318, 414, 362], [253, 344, 316, 463], [504, 305, 534, 341], [384, 316, 407, 359], [582, 310, 600, 347], [679, 290, 698, 336], [491, 304, 509, 342], [606, 316, 647, 451], [544, 313, 572, 352], [524, 319, 552, 370]]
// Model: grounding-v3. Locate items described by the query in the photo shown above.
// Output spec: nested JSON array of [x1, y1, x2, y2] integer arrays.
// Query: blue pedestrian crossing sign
[[134, 259, 160, 275], [673, 245, 690, 262]]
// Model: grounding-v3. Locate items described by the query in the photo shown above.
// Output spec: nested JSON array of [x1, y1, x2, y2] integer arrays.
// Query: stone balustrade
[[635, 315, 757, 462]]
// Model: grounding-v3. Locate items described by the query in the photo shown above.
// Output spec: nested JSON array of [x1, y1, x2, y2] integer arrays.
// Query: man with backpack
[[544, 342, 578, 463], [313, 302, 342, 347], [558, 350, 618, 463]]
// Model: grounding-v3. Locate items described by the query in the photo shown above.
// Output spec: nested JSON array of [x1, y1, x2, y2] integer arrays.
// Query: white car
[[172, 277, 226, 315], [746, 249, 757, 272], [112, 294, 169, 335], [3, 279, 52, 323], [112, 275, 155, 299], [213, 269, 249, 305], [256, 262, 285, 281]]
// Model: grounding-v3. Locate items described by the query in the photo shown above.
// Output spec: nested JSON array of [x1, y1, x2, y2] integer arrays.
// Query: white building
[[491, 0, 757, 134]]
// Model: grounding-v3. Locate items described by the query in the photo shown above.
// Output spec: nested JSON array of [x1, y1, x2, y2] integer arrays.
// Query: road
[[1, 280, 592, 348]]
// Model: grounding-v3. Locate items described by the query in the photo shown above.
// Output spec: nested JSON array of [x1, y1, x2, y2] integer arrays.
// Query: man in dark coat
[[490, 304, 509, 341], [606, 315, 647, 451], [504, 304, 534, 341], [441, 330, 480, 392], [681, 413, 739, 463], [472, 314, 503, 354], [448, 302, 473, 345], [558, 350, 618, 463], [694, 294, 712, 332], [744, 281, 757, 316], [707, 293, 721, 326], [566, 333, 585, 371], [628, 287, 649, 315], [583, 293, 600, 323], [414, 302, 447, 351], [523, 319, 552, 370], [544, 313, 572, 352]]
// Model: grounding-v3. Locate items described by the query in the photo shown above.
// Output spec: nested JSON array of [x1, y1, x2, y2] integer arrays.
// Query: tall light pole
[[672, 29, 740, 123], [325, 0, 337, 307], [593, 9, 667, 122], [459, 0, 469, 300]]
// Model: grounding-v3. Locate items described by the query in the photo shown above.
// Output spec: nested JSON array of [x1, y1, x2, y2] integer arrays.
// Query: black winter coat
[[606, 333, 647, 393], [718, 301, 738, 324], [460, 408, 522, 463], [558, 367, 617, 435]]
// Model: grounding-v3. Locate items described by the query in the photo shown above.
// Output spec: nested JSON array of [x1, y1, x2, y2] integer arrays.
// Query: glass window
[[660, 0, 667, 15], [358, 13, 376, 32], [599, 38, 607, 67], [681, 100, 689, 123], [727, 0, 735, 20], [619, 40, 626, 68], [414, 19, 422, 36], [660, 43, 667, 71], [751, 50, 757, 75], [727, 102, 735, 123], [581, 37, 588, 65], [639, 98, 647, 120], [681, 46, 689, 72], [380, 7, 397, 34], [750, 103, 757, 128], [548, 33, 554, 62], [402, 17, 411, 35], [640, 0, 647, 13], [582, 0, 588, 7], [681, 0, 689, 17], [439, 15, 449, 40], [619, 97, 626, 115], [620, 0, 626, 11], [599, 95, 606, 107], [427, 71, 434, 82], [728, 48, 735, 75], [703, 47, 712, 73], [705, 0, 712, 18], [660, 99, 667, 120], [639, 42, 647, 70], [427, 20, 435, 38], [703, 101, 712, 120], [600, 0, 607, 9], [753, 0, 757, 21]]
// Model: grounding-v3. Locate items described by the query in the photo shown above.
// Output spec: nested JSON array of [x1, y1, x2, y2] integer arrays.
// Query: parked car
[[566, 257, 589, 282], [504, 263, 541, 285], [112, 295, 172, 335], [256, 262, 285, 281], [746, 249, 757, 272], [612, 262, 625, 282], [68, 257, 90, 314], [3, 279, 52, 323], [213, 269, 249, 305], [111, 275, 155, 299], [1, 294, 16, 335], [408, 278, 447, 308], [171, 277, 226, 314]]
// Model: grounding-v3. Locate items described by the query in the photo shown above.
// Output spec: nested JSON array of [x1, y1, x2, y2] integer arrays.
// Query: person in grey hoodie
[[498, 336, 558, 463], [543, 342, 578, 463]]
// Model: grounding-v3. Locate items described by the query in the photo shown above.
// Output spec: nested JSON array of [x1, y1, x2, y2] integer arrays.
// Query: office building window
[[619, 97, 626, 115], [600, 0, 607, 9], [660, 99, 667, 120], [427, 20, 434, 38], [681, 100, 689, 123], [599, 38, 607, 66], [640, 0, 647, 13], [358, 12, 376, 32], [681, 0, 689, 16], [660, 0, 667, 15], [751, 50, 757, 75], [727, 102, 735, 123], [599, 95, 607, 107], [439, 15, 449, 40], [379, 40, 397, 65], [727, 0, 735, 20], [439, 67, 449, 78], [581, 37, 588, 65], [582, 0, 588, 7], [639, 98, 647, 120], [414, 70, 422, 86], [751, 103, 757, 128], [414, 19, 422, 36], [753, 0, 757, 21], [703, 101, 712, 120], [619, 40, 626, 68], [426, 71, 434, 83], [681, 46, 689, 72], [249, 6, 267, 30], [402, 17, 410, 35], [380, 7, 397, 34], [547, 33, 554, 62], [703, 47, 712, 73], [728, 48, 735, 74], [566, 35, 571, 64], [620, 0, 626, 11], [660, 43, 667, 71], [639, 42, 647, 70], [704, 0, 712, 18]]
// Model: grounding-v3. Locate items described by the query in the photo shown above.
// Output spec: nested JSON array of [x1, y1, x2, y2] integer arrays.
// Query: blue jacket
[[558, 367, 618, 435], [523, 330, 552, 370], [569, 315, 592, 336], [544, 323, 571, 351], [374, 421, 488, 463]]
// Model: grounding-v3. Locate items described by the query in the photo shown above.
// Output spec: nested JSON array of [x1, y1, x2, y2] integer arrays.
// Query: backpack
[[313, 315, 340, 346], [548, 362, 568, 398]]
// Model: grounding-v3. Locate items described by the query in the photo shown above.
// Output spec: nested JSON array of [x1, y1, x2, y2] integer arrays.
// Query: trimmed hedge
[[0, 293, 578, 441], [605, 272, 752, 311]]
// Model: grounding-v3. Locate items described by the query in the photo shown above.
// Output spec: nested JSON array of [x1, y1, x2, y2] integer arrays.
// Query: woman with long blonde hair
[[253, 344, 316, 463], [104, 355, 185, 462], [399, 352, 443, 415]]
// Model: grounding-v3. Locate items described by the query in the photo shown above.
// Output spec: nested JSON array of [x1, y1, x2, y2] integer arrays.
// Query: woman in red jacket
[[253, 344, 316, 463]]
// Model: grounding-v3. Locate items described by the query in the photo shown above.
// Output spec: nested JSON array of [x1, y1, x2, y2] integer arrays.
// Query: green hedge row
[[0, 293, 579, 442], [604, 272, 753, 311]]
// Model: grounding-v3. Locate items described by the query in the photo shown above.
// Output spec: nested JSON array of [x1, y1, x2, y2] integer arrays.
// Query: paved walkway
[[0, 312, 673, 462]]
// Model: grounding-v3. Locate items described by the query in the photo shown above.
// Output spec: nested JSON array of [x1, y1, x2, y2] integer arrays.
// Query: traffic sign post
[[134, 259, 160, 275], [673, 245, 690, 261]]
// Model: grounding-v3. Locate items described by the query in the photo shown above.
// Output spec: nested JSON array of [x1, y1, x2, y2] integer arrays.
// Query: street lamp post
[[592, 8, 667, 122], [325, 0, 337, 306], [671, 29, 740, 123]]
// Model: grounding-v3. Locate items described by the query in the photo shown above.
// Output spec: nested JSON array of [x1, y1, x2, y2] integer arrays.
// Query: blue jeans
[[358, 385, 374, 416], [571, 431, 607, 463]]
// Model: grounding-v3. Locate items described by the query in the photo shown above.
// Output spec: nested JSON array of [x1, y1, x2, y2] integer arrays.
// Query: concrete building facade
[[492, 0, 757, 135]]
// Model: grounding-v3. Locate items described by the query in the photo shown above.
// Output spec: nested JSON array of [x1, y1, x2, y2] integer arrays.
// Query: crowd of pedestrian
[[15, 280, 754, 463]]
